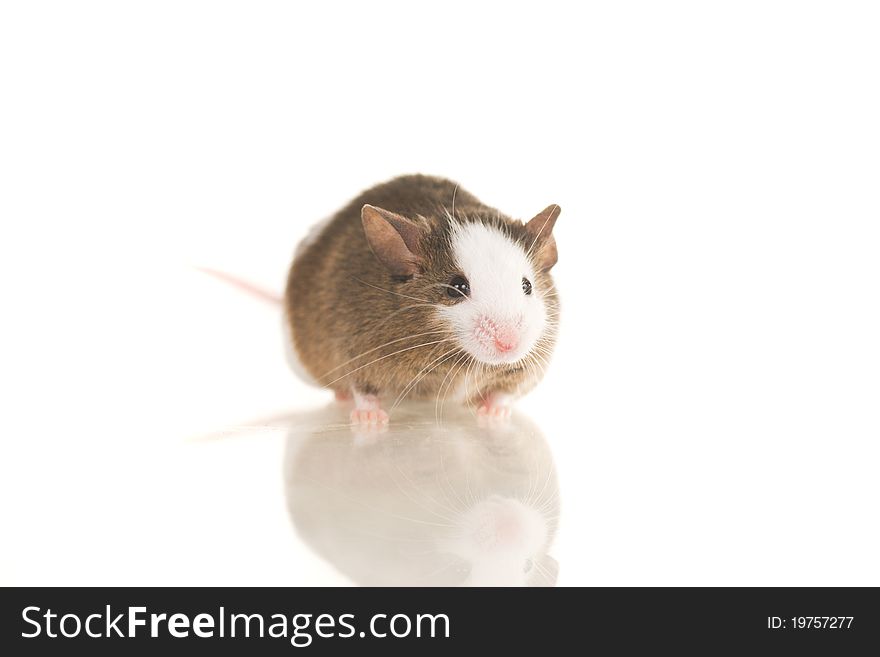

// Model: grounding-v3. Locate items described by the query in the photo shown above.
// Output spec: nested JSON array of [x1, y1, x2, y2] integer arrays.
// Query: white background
[[1, 1, 878, 585]]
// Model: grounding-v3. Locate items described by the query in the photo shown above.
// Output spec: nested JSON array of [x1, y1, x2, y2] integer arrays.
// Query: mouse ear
[[527, 555, 559, 587], [361, 204, 425, 277], [524, 204, 561, 271]]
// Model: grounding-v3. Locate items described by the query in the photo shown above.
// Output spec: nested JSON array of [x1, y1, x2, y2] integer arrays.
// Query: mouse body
[[285, 175, 560, 425]]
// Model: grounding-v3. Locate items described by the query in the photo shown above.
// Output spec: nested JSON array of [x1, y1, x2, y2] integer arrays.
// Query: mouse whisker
[[525, 454, 556, 510], [317, 329, 452, 378], [532, 559, 555, 583], [437, 453, 471, 516], [351, 276, 433, 304], [389, 347, 462, 415], [371, 303, 441, 332], [462, 357, 482, 420], [525, 352, 550, 381], [384, 466, 459, 524], [323, 338, 456, 388], [431, 282, 470, 299], [389, 461, 464, 522], [435, 351, 470, 426]]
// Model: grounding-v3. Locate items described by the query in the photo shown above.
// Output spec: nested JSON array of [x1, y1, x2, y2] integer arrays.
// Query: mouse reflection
[[283, 403, 560, 586]]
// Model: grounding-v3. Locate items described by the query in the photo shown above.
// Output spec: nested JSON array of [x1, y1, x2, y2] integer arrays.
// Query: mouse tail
[[196, 265, 324, 389], [194, 266, 283, 306]]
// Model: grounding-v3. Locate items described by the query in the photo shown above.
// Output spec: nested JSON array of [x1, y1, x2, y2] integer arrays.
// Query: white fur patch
[[438, 222, 546, 365]]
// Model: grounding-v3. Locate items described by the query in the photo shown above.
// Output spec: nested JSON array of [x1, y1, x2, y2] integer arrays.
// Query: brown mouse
[[284, 175, 560, 426]]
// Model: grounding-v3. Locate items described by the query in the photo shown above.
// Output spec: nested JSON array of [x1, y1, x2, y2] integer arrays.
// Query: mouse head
[[440, 494, 557, 586], [362, 203, 560, 366]]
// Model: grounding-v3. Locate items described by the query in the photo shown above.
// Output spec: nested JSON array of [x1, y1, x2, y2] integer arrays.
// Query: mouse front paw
[[349, 407, 389, 426], [349, 408, 389, 442], [476, 392, 513, 422], [350, 390, 389, 429]]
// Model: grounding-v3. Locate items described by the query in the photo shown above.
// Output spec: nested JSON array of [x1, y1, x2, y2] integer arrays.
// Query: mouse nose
[[475, 316, 521, 355], [494, 338, 516, 353], [493, 327, 519, 354]]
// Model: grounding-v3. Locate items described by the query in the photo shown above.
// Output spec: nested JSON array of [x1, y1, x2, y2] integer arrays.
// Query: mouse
[[285, 175, 561, 426]]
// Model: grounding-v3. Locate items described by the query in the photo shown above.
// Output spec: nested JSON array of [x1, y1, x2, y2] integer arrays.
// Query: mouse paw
[[349, 409, 388, 441], [350, 391, 388, 429], [349, 408, 389, 426], [477, 393, 512, 422], [351, 427, 385, 447]]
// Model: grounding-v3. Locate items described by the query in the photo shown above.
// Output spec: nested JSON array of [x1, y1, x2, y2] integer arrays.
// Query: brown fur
[[285, 175, 559, 407]]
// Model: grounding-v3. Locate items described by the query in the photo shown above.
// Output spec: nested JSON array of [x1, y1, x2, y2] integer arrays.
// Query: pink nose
[[493, 328, 519, 353], [475, 316, 521, 354]]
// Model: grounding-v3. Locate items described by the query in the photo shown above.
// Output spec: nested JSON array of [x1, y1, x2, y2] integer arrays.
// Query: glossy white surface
[[2, 2, 879, 586]]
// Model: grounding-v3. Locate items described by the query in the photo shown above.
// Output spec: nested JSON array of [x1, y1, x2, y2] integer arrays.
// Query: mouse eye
[[448, 275, 470, 299], [522, 277, 533, 296]]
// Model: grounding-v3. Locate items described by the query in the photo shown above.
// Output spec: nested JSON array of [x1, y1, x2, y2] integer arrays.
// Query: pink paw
[[349, 408, 389, 426], [477, 393, 512, 421], [350, 391, 388, 430], [477, 403, 511, 420]]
